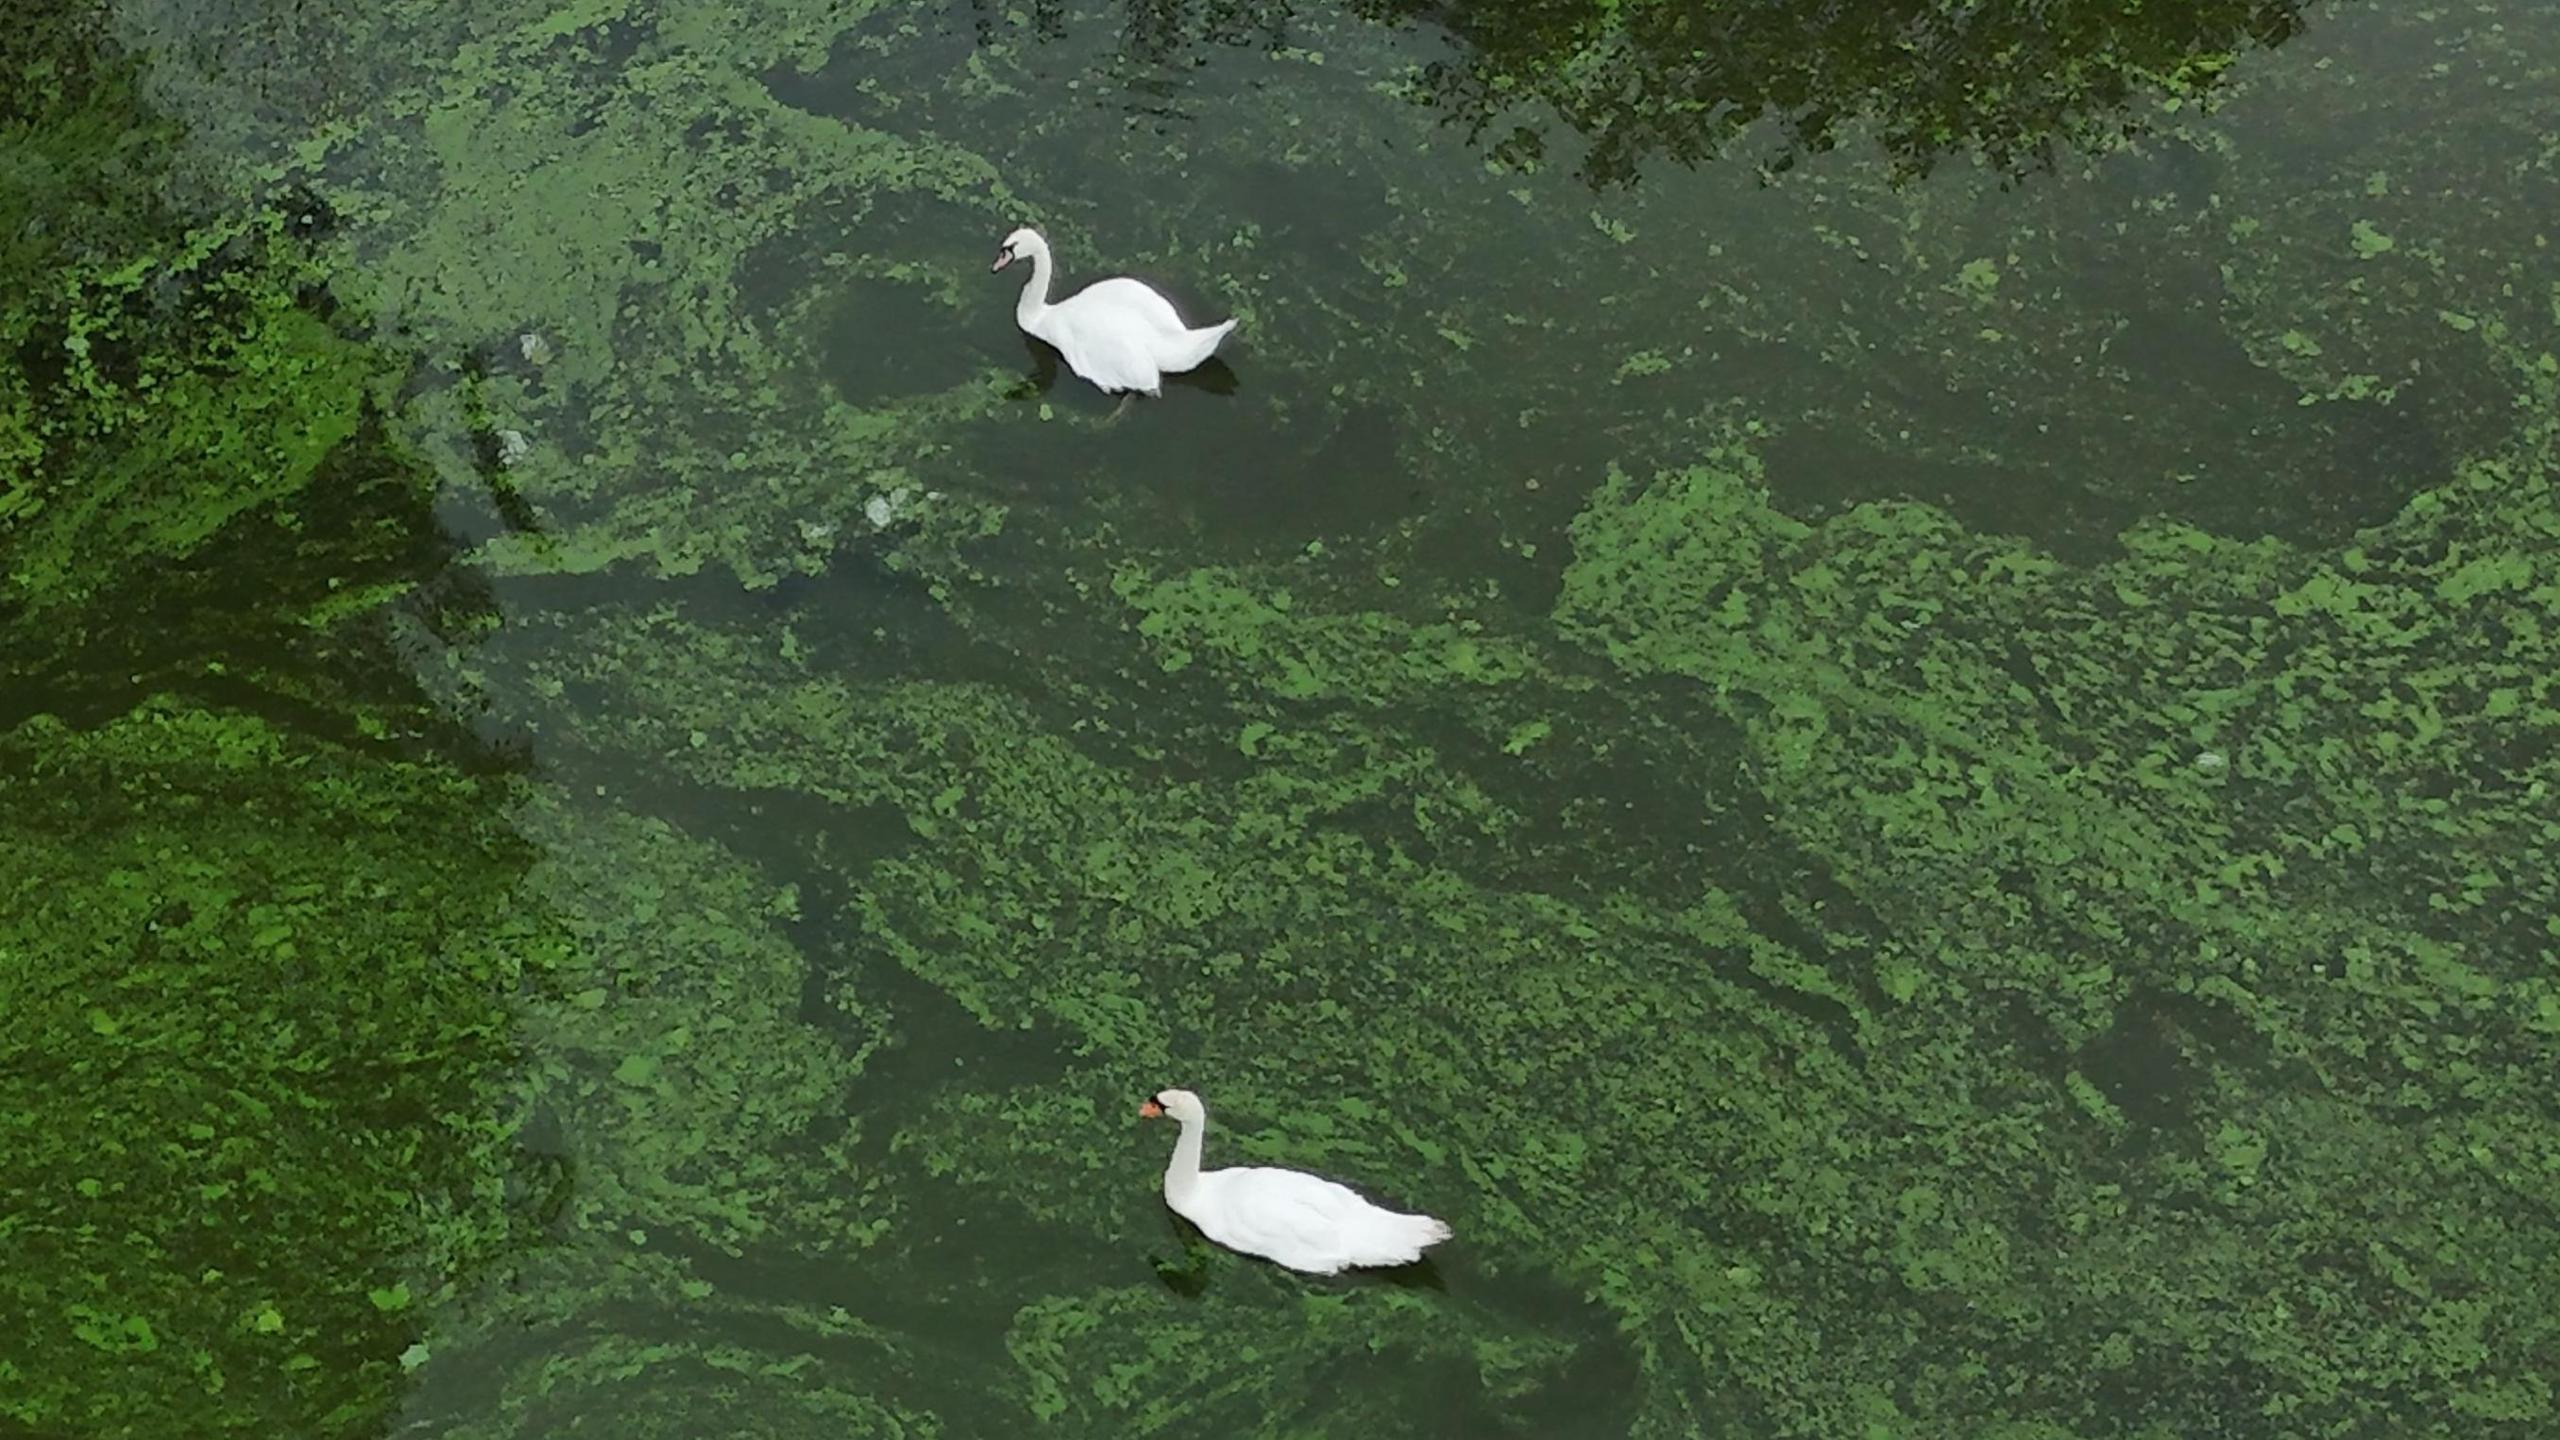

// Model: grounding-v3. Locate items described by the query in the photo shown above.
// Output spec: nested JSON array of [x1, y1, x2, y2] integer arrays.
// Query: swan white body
[[1140, 1088, 1451, 1275], [992, 228, 1235, 396]]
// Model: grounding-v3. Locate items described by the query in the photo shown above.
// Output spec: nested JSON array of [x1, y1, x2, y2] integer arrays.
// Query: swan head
[[1139, 1088, 1204, 1123], [991, 227, 1046, 273]]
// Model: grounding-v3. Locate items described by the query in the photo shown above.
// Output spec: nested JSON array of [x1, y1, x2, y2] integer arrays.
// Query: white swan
[[992, 228, 1236, 397], [1139, 1088, 1452, 1274]]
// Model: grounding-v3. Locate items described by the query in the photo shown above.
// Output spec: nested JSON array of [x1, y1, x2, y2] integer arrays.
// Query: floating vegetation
[[6, 0, 2558, 1435], [864, 483, 920, 530]]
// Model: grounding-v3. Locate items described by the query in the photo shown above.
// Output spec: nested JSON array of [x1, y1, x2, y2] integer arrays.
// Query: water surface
[[6, 0, 2559, 1435]]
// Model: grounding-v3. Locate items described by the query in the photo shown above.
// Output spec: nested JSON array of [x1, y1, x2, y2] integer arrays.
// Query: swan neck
[[1015, 245, 1052, 327], [1163, 1112, 1205, 1203]]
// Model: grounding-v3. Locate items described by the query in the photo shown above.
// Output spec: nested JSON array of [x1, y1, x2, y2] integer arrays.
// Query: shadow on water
[[769, 0, 2308, 199], [907, 0, 2308, 188], [1163, 351, 1240, 397], [6, 374, 523, 780], [1368, 0, 2309, 186]]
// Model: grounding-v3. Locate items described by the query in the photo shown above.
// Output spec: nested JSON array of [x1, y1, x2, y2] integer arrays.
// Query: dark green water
[[6, 0, 2558, 1435]]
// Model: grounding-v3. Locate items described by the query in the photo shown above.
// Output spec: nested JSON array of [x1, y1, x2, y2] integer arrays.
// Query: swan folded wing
[[1072, 277, 1192, 335], [1048, 316, 1167, 396], [1203, 1167, 1399, 1274]]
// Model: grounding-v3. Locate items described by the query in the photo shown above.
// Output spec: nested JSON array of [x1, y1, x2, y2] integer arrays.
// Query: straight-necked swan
[[1139, 1088, 1451, 1274], [992, 228, 1236, 397]]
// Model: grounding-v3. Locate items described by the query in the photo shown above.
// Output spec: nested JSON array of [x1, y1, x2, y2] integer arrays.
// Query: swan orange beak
[[991, 248, 1016, 272], [1139, 1099, 1164, 1119]]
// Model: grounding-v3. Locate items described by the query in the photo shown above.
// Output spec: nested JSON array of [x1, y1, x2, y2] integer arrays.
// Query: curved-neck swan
[[992, 228, 1236, 397], [1139, 1088, 1451, 1274]]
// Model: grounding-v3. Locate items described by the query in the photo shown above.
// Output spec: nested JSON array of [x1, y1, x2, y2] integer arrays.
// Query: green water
[[6, 0, 2558, 1434]]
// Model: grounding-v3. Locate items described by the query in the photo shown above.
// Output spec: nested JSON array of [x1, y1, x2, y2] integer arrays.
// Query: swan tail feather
[[1344, 1211, 1452, 1269], [1159, 318, 1236, 374], [1409, 1214, 1454, 1252]]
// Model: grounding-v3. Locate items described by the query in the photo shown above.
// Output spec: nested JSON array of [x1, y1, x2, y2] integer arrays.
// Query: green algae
[[1545, 429, 2560, 1432], [434, 1330, 930, 1440], [1, 17, 910, 1433], [9, 0, 2560, 1435], [1, 26, 545, 1429], [0, 699, 910, 1436], [165, 0, 1028, 588], [0, 5, 376, 617], [380, 790, 925, 1439], [1011, 1279, 1583, 1435], [500, 793, 882, 1255], [0, 702, 536, 1437], [464, 397, 2560, 1432]]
